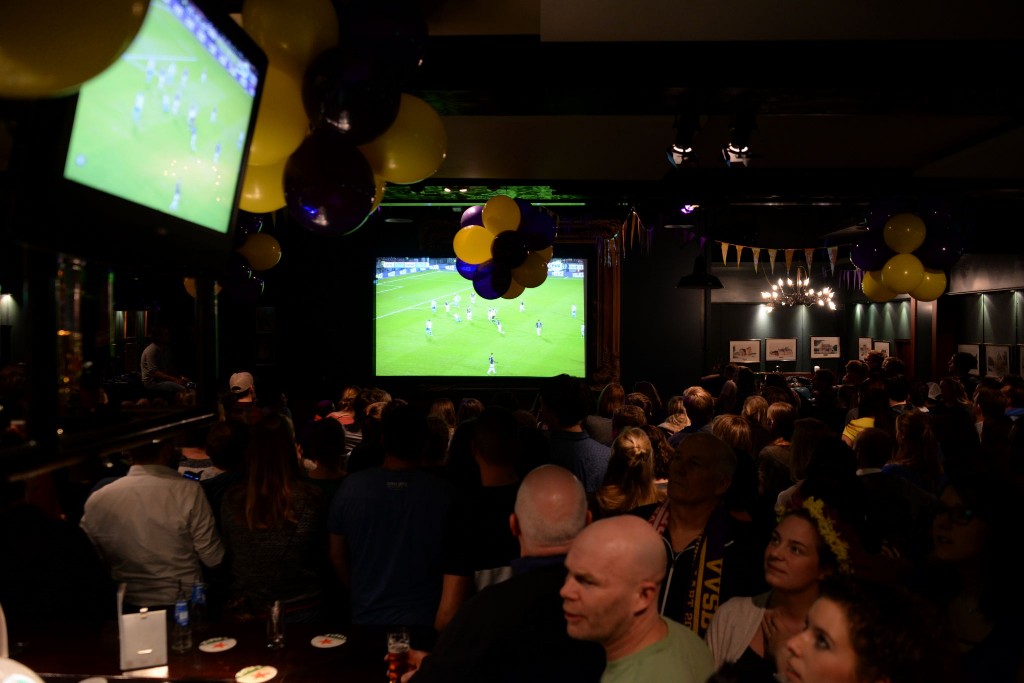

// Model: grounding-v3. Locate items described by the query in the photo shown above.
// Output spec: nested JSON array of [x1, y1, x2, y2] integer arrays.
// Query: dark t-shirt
[[442, 482, 521, 586]]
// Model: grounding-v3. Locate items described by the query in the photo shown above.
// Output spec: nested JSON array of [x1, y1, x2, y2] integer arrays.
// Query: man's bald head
[[514, 464, 588, 550], [571, 515, 666, 586], [561, 515, 669, 657]]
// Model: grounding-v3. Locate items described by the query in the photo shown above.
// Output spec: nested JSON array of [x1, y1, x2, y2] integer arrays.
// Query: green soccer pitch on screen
[[375, 257, 589, 378], [63, 0, 261, 235]]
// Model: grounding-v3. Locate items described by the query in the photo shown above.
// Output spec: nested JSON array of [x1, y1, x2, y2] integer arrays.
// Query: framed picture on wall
[[958, 344, 981, 376], [765, 338, 797, 361], [810, 336, 841, 359], [984, 344, 1010, 377], [729, 339, 761, 363], [873, 340, 891, 356], [858, 337, 873, 360]]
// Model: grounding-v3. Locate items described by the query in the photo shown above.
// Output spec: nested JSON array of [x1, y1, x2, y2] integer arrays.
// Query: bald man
[[561, 516, 714, 683], [405, 464, 605, 683]]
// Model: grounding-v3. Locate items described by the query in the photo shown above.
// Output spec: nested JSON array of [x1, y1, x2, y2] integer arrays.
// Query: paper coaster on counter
[[235, 665, 277, 683], [199, 637, 237, 653], [311, 634, 347, 648]]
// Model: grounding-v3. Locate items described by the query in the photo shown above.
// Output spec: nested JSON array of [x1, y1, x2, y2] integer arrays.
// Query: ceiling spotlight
[[665, 111, 700, 168], [722, 143, 752, 168], [722, 104, 757, 168]]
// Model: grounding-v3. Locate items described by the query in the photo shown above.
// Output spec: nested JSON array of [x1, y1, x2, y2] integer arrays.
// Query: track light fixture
[[666, 111, 701, 168], [722, 106, 756, 168]]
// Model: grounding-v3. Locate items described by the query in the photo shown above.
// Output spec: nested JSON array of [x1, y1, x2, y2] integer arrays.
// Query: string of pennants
[[716, 241, 841, 277]]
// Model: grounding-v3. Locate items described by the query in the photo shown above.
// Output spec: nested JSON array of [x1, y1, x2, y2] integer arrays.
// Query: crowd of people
[[4, 353, 1024, 682]]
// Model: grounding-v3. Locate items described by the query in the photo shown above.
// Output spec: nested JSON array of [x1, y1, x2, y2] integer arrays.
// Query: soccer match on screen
[[63, 0, 259, 234], [374, 258, 587, 378]]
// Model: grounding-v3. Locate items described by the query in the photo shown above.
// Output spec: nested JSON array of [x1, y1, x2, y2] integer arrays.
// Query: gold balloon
[[238, 233, 282, 271], [910, 268, 947, 302], [483, 195, 520, 234], [453, 225, 493, 265], [501, 279, 526, 300], [883, 212, 927, 254], [862, 269, 896, 303], [881, 253, 925, 293], [239, 159, 287, 214], [0, 0, 147, 98], [358, 94, 447, 184], [247, 65, 309, 166], [511, 252, 549, 288], [535, 246, 554, 263], [241, 0, 339, 78]]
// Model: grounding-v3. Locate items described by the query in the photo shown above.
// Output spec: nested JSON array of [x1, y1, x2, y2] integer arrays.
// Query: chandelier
[[761, 267, 836, 312]]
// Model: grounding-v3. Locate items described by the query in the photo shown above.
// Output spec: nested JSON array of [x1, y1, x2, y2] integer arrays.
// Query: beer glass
[[386, 627, 410, 682]]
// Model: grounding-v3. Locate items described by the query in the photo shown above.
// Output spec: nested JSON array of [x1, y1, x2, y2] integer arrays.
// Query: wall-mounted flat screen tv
[[374, 257, 588, 379], [8, 0, 266, 275]]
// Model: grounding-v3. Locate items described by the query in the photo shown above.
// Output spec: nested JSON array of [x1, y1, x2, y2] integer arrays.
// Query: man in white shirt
[[80, 438, 224, 608]]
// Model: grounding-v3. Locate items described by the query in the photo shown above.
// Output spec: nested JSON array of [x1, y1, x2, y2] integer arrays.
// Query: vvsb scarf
[[648, 501, 729, 637]]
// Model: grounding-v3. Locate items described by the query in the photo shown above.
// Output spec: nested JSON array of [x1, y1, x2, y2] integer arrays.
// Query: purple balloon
[[301, 46, 402, 145], [460, 205, 484, 228], [456, 258, 480, 280], [491, 230, 529, 268], [284, 128, 377, 237], [518, 211, 557, 251], [472, 262, 511, 300], [916, 229, 965, 270], [850, 229, 895, 272], [514, 198, 535, 220]]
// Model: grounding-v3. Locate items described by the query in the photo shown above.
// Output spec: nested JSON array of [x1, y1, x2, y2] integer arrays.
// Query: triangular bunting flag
[[827, 247, 838, 275], [804, 248, 815, 271], [785, 249, 795, 273], [735, 245, 745, 267], [768, 249, 777, 274], [720, 242, 730, 264], [752, 247, 761, 273]]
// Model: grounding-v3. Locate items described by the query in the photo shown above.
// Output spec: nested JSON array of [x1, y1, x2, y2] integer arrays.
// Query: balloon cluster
[[236, 0, 446, 237], [182, 211, 280, 304], [852, 207, 964, 303], [452, 196, 558, 300]]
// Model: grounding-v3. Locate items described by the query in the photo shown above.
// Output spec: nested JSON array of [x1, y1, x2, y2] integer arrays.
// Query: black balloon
[[518, 211, 557, 251], [302, 46, 402, 145], [472, 261, 511, 300], [916, 229, 965, 271], [284, 128, 377, 237], [491, 230, 529, 268], [234, 210, 267, 247]]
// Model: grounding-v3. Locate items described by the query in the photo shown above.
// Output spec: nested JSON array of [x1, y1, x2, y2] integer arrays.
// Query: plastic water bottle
[[190, 581, 209, 635], [171, 581, 193, 653]]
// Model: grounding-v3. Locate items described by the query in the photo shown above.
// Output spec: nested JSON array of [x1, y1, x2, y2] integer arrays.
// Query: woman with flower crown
[[704, 495, 853, 682]]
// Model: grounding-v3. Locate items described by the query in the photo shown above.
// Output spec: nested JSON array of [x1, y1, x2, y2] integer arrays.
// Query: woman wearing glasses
[[915, 467, 1024, 683]]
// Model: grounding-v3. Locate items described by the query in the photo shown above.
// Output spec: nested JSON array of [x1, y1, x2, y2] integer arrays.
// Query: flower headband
[[783, 496, 853, 575]]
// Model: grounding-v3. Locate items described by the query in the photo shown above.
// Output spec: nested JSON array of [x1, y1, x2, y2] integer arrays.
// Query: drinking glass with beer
[[386, 627, 410, 681]]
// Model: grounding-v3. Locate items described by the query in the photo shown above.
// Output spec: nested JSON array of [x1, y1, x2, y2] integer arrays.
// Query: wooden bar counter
[[10, 619, 391, 682]]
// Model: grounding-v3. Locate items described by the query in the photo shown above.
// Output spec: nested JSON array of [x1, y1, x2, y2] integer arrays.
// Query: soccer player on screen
[[571, 304, 577, 318], [497, 320, 504, 335], [431, 300, 437, 313], [466, 307, 472, 321], [426, 320, 432, 336], [536, 320, 542, 336], [581, 323, 585, 337], [488, 353, 496, 375], [519, 300, 525, 313], [445, 301, 450, 313]]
